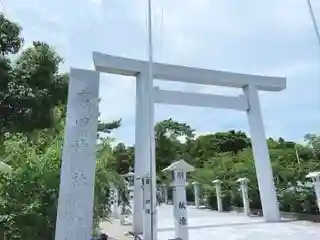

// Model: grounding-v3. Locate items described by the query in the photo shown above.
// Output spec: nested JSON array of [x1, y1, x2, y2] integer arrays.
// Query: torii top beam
[[93, 52, 286, 92]]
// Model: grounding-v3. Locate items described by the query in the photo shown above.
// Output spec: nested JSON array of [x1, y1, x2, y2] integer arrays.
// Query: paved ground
[[100, 204, 320, 239], [100, 218, 132, 239]]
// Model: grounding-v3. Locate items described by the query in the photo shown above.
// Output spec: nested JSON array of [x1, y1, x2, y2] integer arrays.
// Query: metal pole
[[306, 0, 320, 49], [147, 0, 156, 239], [294, 143, 301, 164]]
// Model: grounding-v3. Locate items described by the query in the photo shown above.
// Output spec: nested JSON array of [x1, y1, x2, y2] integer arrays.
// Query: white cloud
[[4, 0, 320, 145]]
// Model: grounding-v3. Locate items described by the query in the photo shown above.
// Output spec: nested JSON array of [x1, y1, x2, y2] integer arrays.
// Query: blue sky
[[3, 0, 320, 145]]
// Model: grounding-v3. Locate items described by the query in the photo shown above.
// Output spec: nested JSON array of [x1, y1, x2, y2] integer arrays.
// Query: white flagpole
[[147, 0, 157, 240], [306, 0, 320, 50]]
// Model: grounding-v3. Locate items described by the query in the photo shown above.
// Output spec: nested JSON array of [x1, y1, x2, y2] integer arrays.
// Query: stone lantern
[[163, 159, 195, 240]]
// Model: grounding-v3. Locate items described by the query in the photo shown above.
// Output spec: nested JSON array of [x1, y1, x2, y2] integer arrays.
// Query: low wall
[[232, 206, 320, 222], [163, 202, 320, 222]]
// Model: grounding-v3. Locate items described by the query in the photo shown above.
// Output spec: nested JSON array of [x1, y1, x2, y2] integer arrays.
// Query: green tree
[[154, 118, 195, 172], [0, 128, 127, 240], [0, 14, 23, 55], [110, 142, 134, 174], [0, 14, 68, 136], [304, 133, 320, 159], [0, 14, 129, 239], [189, 130, 250, 167]]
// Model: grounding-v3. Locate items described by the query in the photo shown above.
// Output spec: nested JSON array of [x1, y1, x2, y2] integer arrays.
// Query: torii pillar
[[243, 85, 280, 222]]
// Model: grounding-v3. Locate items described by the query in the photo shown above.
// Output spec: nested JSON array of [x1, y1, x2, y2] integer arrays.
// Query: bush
[[206, 188, 232, 211], [278, 187, 318, 214], [206, 189, 217, 210], [186, 185, 195, 203], [167, 187, 173, 202], [0, 133, 127, 240], [231, 190, 242, 208], [221, 190, 232, 211], [249, 189, 262, 210]]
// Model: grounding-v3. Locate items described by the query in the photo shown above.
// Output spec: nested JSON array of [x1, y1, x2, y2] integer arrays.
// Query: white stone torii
[[55, 52, 286, 239], [93, 52, 286, 231]]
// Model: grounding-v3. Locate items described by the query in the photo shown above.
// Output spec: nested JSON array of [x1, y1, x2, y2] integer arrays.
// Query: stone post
[[212, 179, 223, 212], [163, 160, 195, 240], [203, 187, 208, 206], [112, 187, 120, 219], [306, 171, 320, 211], [165, 185, 168, 204], [237, 177, 250, 216], [161, 184, 168, 204], [192, 181, 200, 209], [119, 203, 126, 225], [123, 167, 135, 217]]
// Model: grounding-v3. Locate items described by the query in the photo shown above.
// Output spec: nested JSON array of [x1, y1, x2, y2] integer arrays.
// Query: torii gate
[[93, 51, 286, 233], [54, 51, 286, 240]]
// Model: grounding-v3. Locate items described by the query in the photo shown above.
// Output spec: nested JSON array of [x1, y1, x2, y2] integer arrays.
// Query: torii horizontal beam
[[153, 87, 248, 111], [93, 52, 286, 92]]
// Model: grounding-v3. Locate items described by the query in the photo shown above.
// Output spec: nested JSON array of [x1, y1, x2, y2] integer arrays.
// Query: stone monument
[[55, 69, 100, 240]]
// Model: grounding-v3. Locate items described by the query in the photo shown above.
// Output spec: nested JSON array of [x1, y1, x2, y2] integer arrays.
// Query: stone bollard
[[161, 184, 169, 204], [119, 205, 126, 225], [192, 181, 200, 209], [123, 167, 135, 217], [111, 187, 120, 219], [163, 160, 195, 240], [119, 193, 132, 226], [237, 177, 250, 216], [306, 171, 320, 211], [212, 179, 223, 212]]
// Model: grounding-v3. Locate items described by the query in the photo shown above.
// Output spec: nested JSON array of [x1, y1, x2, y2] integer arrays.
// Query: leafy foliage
[[0, 14, 69, 136], [0, 14, 23, 56], [115, 118, 320, 215], [0, 15, 128, 240], [0, 130, 128, 240]]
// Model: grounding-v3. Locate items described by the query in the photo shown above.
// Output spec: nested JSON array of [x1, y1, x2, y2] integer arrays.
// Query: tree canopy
[[0, 14, 127, 239]]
